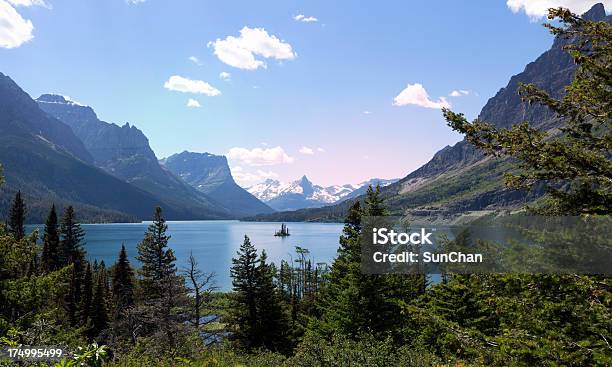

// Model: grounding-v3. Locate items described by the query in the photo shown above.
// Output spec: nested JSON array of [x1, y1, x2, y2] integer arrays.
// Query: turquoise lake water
[[28, 221, 343, 290]]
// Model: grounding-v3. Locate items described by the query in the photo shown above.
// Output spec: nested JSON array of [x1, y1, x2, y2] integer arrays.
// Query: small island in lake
[[274, 223, 290, 237]]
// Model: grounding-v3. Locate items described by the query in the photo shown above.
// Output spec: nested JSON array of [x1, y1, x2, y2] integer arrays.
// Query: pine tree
[[41, 205, 60, 272], [66, 264, 82, 326], [8, 190, 26, 241], [135, 207, 186, 349], [137, 207, 176, 298], [80, 263, 93, 327], [59, 206, 85, 267], [112, 244, 134, 316], [254, 250, 290, 353], [229, 235, 260, 350], [91, 270, 109, 339]]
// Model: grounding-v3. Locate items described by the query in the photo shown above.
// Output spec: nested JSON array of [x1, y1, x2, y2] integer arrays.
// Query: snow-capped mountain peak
[[247, 176, 398, 211]]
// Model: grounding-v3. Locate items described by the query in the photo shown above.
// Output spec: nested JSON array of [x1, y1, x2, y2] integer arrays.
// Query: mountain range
[[247, 176, 398, 211], [160, 151, 274, 217], [246, 4, 609, 223], [0, 79, 275, 222]]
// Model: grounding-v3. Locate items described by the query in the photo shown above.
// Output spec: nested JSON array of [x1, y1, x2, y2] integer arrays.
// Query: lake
[[28, 221, 344, 290]]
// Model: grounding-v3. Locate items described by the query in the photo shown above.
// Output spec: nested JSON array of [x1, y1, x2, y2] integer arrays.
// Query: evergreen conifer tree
[[59, 206, 85, 267], [112, 244, 134, 316], [8, 190, 26, 241], [229, 235, 260, 350], [137, 207, 176, 298], [80, 263, 93, 327], [41, 205, 60, 272], [91, 271, 109, 339], [254, 250, 290, 353]]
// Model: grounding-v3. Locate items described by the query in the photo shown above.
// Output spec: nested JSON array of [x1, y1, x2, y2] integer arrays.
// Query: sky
[[1, 0, 610, 187]]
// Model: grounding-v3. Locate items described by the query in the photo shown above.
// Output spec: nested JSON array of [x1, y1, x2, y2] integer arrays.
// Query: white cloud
[[363, 110, 372, 115], [208, 26, 296, 70], [393, 83, 450, 109], [186, 98, 201, 108], [449, 89, 469, 97], [294, 14, 318, 22], [506, 0, 610, 19], [227, 146, 294, 166], [126, 0, 146, 4], [7, 0, 48, 6], [219, 71, 231, 81], [0, 0, 34, 49], [317, 147, 325, 152], [299, 146, 314, 155], [164, 75, 221, 96], [232, 168, 279, 187], [188, 56, 201, 65]]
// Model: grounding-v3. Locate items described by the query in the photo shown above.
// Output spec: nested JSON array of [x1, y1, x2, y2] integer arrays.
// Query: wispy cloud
[[299, 146, 314, 155], [125, 0, 146, 5], [164, 75, 221, 96], [232, 166, 279, 187], [317, 147, 325, 153], [227, 146, 295, 166], [393, 83, 450, 109], [188, 56, 202, 65], [294, 14, 318, 23], [208, 26, 296, 70], [506, 0, 607, 20], [449, 89, 469, 97], [219, 71, 231, 81], [363, 110, 372, 115], [186, 98, 201, 108]]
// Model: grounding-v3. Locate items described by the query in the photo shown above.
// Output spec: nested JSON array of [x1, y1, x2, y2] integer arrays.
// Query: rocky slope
[[36, 95, 231, 220], [0, 73, 179, 223], [160, 151, 274, 217]]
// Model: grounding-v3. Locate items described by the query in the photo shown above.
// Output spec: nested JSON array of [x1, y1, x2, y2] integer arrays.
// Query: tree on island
[[274, 223, 290, 237]]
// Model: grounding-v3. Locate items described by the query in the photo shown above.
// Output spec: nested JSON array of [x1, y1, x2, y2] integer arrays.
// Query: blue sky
[[1, 0, 608, 186]]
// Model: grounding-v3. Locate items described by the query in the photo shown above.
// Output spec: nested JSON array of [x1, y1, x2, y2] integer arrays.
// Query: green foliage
[[42, 204, 60, 272], [229, 235, 290, 353], [59, 205, 86, 267], [137, 207, 176, 297], [312, 187, 425, 340], [443, 7, 612, 215], [134, 206, 188, 353], [288, 333, 450, 367], [112, 244, 135, 315], [55, 342, 109, 367], [8, 190, 26, 241]]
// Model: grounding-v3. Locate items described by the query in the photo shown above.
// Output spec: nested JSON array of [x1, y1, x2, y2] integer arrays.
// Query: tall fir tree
[[229, 235, 260, 350], [112, 244, 134, 317], [136, 207, 186, 349], [80, 263, 93, 327], [254, 250, 290, 353], [8, 190, 26, 241], [41, 205, 60, 272], [91, 270, 109, 339], [137, 207, 176, 298], [313, 186, 420, 339], [59, 206, 85, 267]]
